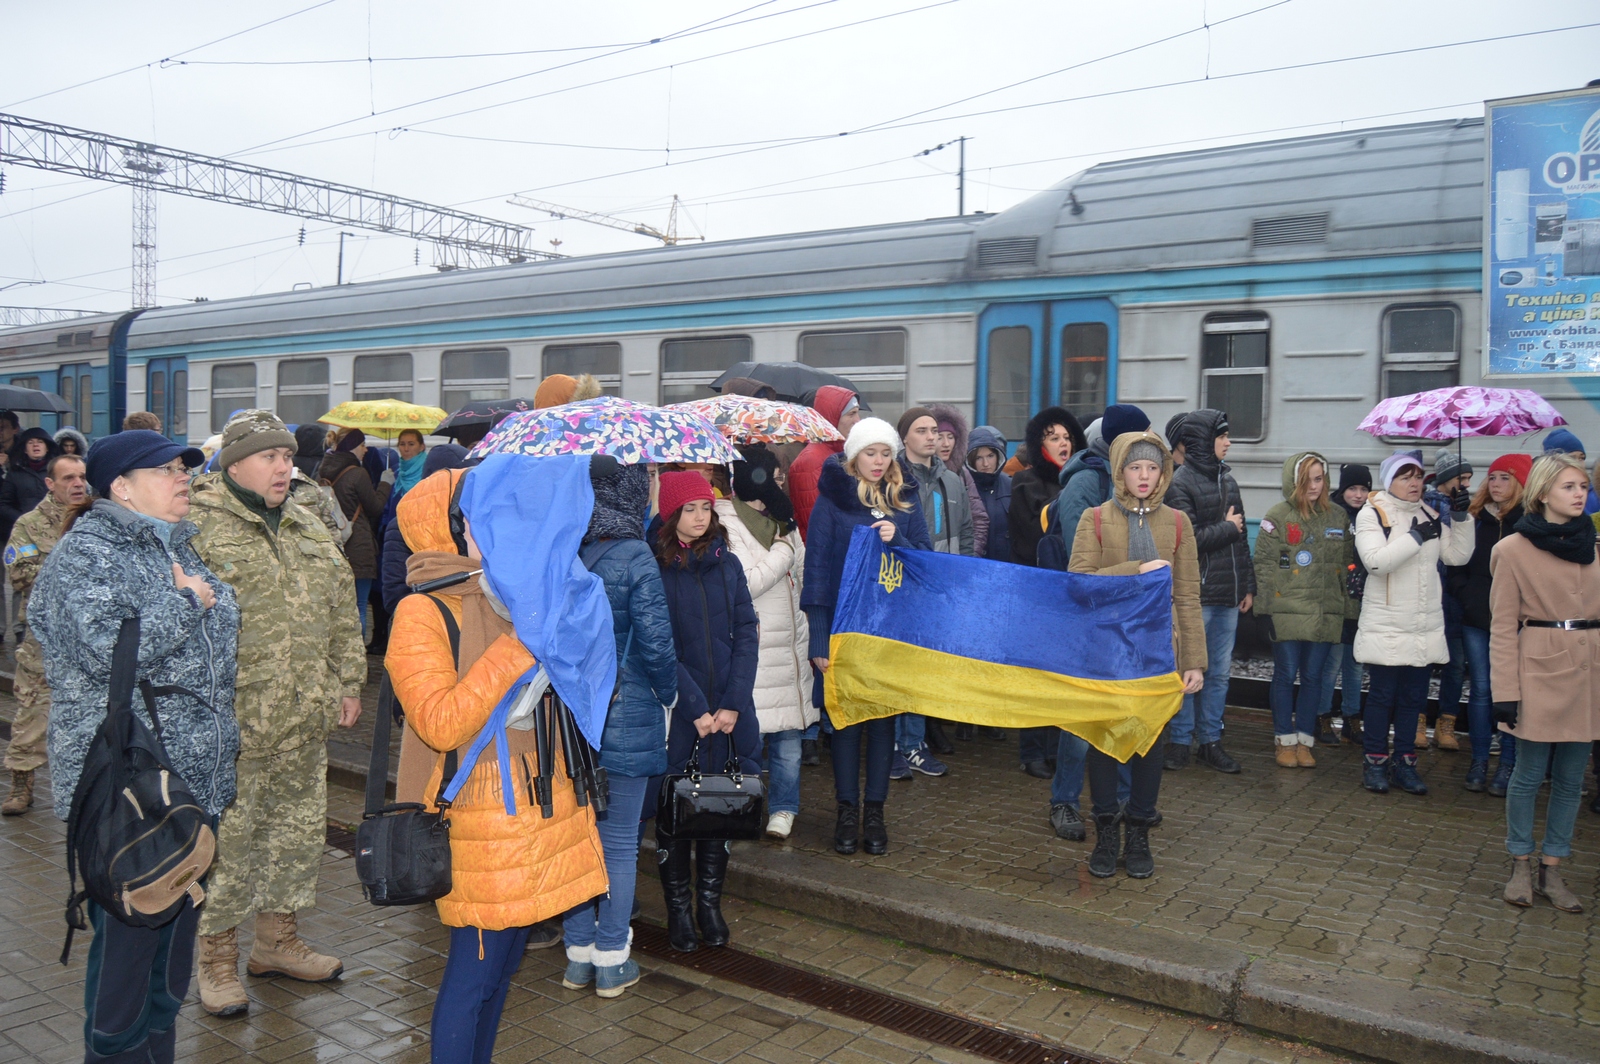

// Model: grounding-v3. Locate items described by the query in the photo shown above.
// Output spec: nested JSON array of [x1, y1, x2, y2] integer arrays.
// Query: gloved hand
[[380, 467, 396, 486], [1449, 486, 1471, 513], [1491, 701, 1519, 729], [1409, 515, 1441, 544]]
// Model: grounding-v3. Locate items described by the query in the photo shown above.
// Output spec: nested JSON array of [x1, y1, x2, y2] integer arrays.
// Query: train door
[[1048, 299, 1116, 428], [976, 299, 1117, 449], [144, 357, 190, 443], [58, 363, 94, 436]]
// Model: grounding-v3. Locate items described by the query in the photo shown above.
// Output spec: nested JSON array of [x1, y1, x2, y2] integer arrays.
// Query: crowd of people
[[2, 378, 1598, 1062]]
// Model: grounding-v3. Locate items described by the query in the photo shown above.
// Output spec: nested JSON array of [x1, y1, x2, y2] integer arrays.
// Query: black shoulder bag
[[656, 736, 766, 841], [355, 596, 458, 906]]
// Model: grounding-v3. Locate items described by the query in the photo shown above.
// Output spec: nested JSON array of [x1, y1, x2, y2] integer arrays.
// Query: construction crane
[[507, 193, 701, 246], [0, 112, 556, 309]]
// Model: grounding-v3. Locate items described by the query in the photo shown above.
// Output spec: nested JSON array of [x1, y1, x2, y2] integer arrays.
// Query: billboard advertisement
[[1485, 86, 1600, 376]]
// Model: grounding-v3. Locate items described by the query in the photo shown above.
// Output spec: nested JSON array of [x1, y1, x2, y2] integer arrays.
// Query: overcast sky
[[2, 0, 1597, 313]]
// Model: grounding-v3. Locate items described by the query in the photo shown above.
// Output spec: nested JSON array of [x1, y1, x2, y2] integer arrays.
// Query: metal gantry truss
[[508, 193, 701, 246], [0, 112, 554, 307], [0, 305, 103, 327]]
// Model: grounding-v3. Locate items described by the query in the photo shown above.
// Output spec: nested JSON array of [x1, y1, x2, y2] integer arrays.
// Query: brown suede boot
[[1503, 858, 1533, 908], [196, 929, 249, 1016], [1416, 718, 1431, 750], [1435, 714, 1460, 751], [1535, 863, 1584, 913], [1, 769, 34, 815], [247, 911, 343, 982]]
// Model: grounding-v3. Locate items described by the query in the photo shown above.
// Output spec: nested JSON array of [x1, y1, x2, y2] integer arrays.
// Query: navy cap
[[85, 430, 204, 498]]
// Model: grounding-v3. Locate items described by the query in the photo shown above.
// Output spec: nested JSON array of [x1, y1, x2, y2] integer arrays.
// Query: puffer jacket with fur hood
[[926, 403, 989, 557], [1008, 406, 1086, 566], [1352, 488, 1474, 667], [716, 498, 815, 733]]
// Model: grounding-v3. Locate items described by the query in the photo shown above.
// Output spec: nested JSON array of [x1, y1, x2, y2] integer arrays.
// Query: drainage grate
[[631, 920, 1101, 1064], [325, 820, 360, 854]]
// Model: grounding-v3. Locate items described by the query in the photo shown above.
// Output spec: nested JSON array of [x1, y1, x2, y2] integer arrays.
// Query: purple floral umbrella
[[467, 396, 739, 465], [1357, 386, 1567, 444]]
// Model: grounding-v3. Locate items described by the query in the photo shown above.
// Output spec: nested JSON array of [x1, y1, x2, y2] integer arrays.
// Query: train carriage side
[[0, 311, 133, 439]]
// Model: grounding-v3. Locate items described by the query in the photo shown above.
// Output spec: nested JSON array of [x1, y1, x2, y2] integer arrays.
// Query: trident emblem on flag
[[878, 552, 904, 594]]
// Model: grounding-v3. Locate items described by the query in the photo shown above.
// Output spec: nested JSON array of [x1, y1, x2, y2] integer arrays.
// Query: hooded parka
[[967, 426, 1013, 562], [316, 448, 391, 579], [788, 385, 856, 538], [715, 498, 815, 732], [1251, 452, 1355, 643], [1007, 406, 1086, 566], [1352, 488, 1474, 666], [1165, 410, 1256, 607], [926, 403, 989, 557]]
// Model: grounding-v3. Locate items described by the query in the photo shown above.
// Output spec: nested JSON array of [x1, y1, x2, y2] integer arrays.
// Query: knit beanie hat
[[658, 470, 715, 521], [1100, 404, 1150, 443], [1544, 427, 1585, 456], [1164, 413, 1190, 448], [1434, 448, 1472, 484], [1379, 450, 1425, 491], [335, 427, 366, 452], [1488, 453, 1534, 486], [843, 417, 902, 463], [1122, 438, 1164, 471], [895, 406, 935, 441], [1336, 463, 1372, 493], [218, 409, 297, 470]]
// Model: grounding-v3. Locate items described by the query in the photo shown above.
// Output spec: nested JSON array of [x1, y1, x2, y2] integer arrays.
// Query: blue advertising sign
[[1486, 87, 1600, 376]]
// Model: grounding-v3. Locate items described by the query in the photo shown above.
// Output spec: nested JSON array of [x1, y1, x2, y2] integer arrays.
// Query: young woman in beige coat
[[1489, 453, 1598, 914]]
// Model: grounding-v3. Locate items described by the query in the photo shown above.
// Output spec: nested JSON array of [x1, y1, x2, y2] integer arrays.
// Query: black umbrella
[[434, 398, 537, 439], [0, 384, 70, 414], [708, 362, 870, 410]]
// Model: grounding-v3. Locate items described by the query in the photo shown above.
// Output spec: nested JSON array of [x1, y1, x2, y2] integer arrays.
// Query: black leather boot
[[694, 840, 731, 947], [924, 719, 956, 755], [657, 836, 698, 952], [862, 801, 889, 855], [834, 802, 859, 854], [1088, 812, 1121, 878], [1123, 816, 1156, 879]]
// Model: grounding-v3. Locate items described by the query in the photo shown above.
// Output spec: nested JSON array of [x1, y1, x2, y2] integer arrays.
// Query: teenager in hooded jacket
[[967, 426, 1013, 563], [928, 403, 988, 558]]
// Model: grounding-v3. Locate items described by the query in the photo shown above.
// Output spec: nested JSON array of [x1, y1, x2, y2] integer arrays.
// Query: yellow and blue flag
[[824, 526, 1184, 761]]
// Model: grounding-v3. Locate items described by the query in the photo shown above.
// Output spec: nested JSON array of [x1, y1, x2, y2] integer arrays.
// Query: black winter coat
[[1164, 411, 1256, 606], [1446, 503, 1524, 632], [1005, 407, 1084, 567], [317, 450, 391, 579], [971, 468, 1013, 562], [0, 462, 48, 539], [657, 538, 760, 718]]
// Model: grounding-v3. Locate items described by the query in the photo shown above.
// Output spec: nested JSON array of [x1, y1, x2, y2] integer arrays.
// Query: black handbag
[[355, 597, 457, 906], [656, 737, 766, 841]]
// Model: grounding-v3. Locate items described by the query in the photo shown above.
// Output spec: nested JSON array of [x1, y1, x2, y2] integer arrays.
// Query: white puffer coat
[[716, 499, 816, 733], [1352, 490, 1473, 667]]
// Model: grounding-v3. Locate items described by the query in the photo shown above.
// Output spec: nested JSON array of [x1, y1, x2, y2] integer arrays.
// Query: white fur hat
[[843, 417, 902, 464]]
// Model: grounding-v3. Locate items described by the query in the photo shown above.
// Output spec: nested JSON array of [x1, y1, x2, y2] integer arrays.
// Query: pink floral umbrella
[[1357, 387, 1567, 442]]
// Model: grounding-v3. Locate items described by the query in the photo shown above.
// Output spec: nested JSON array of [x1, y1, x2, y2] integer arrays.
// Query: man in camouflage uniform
[[0, 453, 86, 815], [186, 409, 366, 1017]]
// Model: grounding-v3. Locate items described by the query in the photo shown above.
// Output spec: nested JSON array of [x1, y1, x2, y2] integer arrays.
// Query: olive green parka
[[1252, 452, 1356, 644]]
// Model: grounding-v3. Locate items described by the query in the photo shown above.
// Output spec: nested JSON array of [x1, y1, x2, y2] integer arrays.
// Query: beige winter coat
[[1488, 532, 1600, 743], [1352, 490, 1473, 667], [716, 499, 816, 734]]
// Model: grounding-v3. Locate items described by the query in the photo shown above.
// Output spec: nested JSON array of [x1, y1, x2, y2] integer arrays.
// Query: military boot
[[1, 769, 34, 815], [196, 929, 249, 1017], [246, 911, 343, 982]]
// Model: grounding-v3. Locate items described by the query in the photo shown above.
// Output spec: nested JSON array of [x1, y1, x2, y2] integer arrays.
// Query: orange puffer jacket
[[388, 588, 608, 930]]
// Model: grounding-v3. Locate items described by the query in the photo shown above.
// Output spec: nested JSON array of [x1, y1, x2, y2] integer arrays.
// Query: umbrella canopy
[[708, 361, 869, 408], [1357, 387, 1567, 441], [435, 398, 537, 439], [667, 395, 845, 444], [319, 399, 448, 438], [469, 396, 739, 465], [0, 384, 70, 414]]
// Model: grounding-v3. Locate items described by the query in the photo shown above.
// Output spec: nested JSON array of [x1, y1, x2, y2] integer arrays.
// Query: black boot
[[954, 723, 975, 741], [1343, 714, 1364, 746], [801, 738, 821, 766], [694, 840, 731, 947], [924, 719, 956, 756], [1316, 715, 1340, 746], [1088, 812, 1121, 878], [834, 802, 859, 854], [657, 836, 698, 952], [862, 801, 888, 855], [1123, 816, 1156, 879]]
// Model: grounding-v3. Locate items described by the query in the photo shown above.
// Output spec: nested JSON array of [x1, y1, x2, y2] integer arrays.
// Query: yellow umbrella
[[318, 399, 447, 439]]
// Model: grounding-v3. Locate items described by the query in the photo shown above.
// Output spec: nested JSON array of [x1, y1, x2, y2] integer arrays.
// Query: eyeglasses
[[145, 460, 193, 479]]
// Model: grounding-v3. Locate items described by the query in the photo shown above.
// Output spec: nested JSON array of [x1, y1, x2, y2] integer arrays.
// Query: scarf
[[395, 451, 427, 495], [1114, 499, 1159, 562], [1514, 510, 1596, 565], [223, 469, 283, 534], [732, 498, 780, 550]]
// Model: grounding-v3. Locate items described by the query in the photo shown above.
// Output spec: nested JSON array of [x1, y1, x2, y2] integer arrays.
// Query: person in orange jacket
[[386, 468, 608, 1063]]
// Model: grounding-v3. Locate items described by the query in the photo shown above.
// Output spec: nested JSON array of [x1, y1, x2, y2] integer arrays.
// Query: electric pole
[[336, 231, 355, 285], [916, 136, 969, 216]]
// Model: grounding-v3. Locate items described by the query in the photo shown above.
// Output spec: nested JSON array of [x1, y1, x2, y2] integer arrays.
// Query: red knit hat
[[1488, 453, 1534, 486], [658, 470, 715, 520]]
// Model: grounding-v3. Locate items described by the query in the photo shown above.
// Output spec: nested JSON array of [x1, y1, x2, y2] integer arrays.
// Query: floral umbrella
[[668, 394, 844, 444], [1357, 387, 1567, 441], [319, 399, 448, 438], [468, 396, 739, 465]]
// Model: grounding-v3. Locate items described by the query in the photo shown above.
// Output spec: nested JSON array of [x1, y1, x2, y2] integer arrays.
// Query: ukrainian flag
[[824, 526, 1184, 761]]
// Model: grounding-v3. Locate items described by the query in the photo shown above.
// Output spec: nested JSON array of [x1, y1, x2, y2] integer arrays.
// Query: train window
[[799, 329, 907, 424], [441, 348, 511, 412], [60, 363, 93, 434], [276, 358, 330, 428], [660, 335, 752, 405], [1382, 304, 1459, 399], [353, 353, 414, 404], [210, 363, 258, 433], [985, 326, 1032, 442], [543, 342, 622, 396], [1200, 314, 1269, 441], [171, 369, 187, 437], [1060, 323, 1109, 425]]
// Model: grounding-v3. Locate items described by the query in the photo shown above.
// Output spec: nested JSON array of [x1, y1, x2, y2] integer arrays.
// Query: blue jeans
[[1316, 642, 1365, 718], [1362, 663, 1430, 759], [1169, 604, 1237, 745], [895, 713, 925, 754], [354, 577, 374, 640], [563, 773, 648, 952], [1270, 640, 1332, 741], [1460, 626, 1514, 764], [1050, 731, 1129, 807], [764, 729, 803, 815], [832, 716, 894, 804], [1505, 740, 1589, 858], [83, 897, 198, 1064], [432, 924, 531, 1063], [1437, 632, 1465, 726]]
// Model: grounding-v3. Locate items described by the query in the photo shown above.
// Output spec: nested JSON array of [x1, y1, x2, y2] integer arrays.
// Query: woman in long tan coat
[[1488, 453, 1599, 914]]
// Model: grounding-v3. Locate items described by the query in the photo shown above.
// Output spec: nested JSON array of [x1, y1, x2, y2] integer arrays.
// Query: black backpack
[[61, 616, 216, 962]]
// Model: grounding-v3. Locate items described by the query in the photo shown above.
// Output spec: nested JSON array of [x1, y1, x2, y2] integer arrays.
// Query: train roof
[[113, 116, 1487, 353], [0, 311, 132, 357]]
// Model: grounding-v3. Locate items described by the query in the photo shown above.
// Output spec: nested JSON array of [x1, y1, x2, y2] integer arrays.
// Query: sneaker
[[1363, 759, 1390, 794], [1464, 759, 1488, 793], [1049, 803, 1086, 841], [1389, 757, 1428, 795], [594, 958, 640, 998], [889, 752, 913, 781], [765, 811, 795, 839], [1194, 741, 1241, 774], [1487, 761, 1514, 798], [904, 747, 947, 777], [526, 919, 563, 950], [1162, 743, 1191, 771], [800, 739, 820, 766]]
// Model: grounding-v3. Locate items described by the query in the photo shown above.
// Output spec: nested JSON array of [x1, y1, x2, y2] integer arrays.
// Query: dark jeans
[[432, 924, 531, 1064], [1086, 746, 1162, 821], [1019, 726, 1054, 764], [83, 897, 198, 1064], [831, 716, 894, 805], [1436, 632, 1466, 726], [1362, 663, 1430, 760], [1460, 625, 1514, 764]]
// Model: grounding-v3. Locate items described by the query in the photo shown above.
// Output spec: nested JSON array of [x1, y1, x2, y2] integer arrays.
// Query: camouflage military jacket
[[188, 472, 366, 756], [290, 468, 342, 538], [5, 493, 68, 625]]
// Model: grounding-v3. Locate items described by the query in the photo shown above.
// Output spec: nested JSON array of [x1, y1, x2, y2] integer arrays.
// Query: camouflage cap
[[218, 409, 297, 470]]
